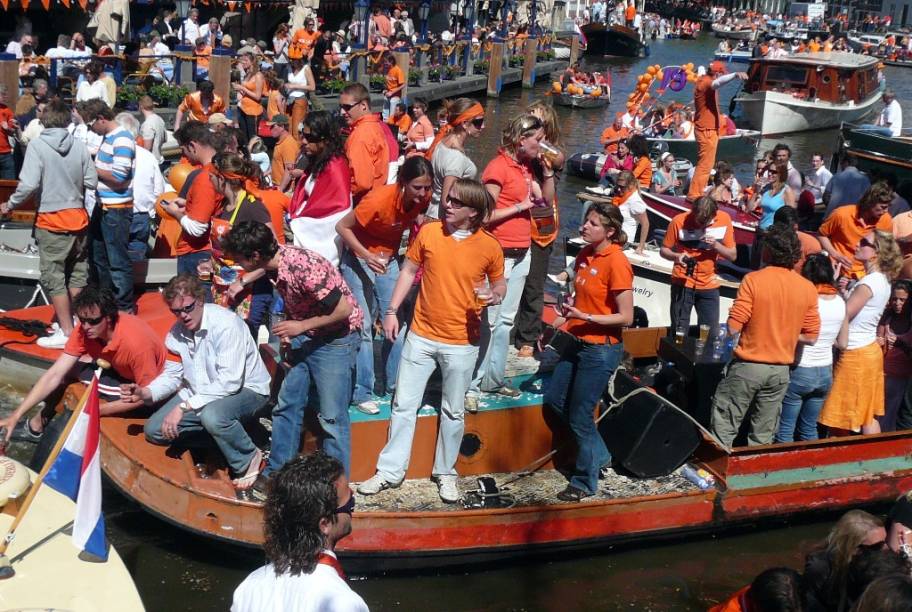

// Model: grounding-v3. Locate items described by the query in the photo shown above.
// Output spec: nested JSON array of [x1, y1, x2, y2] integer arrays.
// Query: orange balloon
[[646, 66, 657, 75], [638, 82, 649, 92], [167, 162, 195, 193], [656, 70, 664, 80]]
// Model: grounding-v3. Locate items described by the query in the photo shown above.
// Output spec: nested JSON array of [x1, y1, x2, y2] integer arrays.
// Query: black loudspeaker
[[598, 371, 701, 478]]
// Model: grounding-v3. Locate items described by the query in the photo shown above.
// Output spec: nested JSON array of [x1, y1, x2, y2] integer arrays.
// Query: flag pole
[[0, 358, 110, 579]]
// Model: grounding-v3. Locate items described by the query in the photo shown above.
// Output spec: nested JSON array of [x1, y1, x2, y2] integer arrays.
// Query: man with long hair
[[231, 452, 367, 611]]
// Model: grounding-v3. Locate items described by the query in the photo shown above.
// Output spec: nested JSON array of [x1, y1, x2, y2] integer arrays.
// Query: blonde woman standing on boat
[[425, 98, 485, 220], [819, 230, 902, 437], [612, 170, 649, 255], [546, 203, 633, 501]]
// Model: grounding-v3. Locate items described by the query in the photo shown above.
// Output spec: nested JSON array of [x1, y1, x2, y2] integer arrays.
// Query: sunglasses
[[300, 131, 323, 143], [860, 238, 876, 249], [339, 101, 362, 112], [78, 314, 105, 326], [335, 493, 355, 515], [471, 117, 485, 129], [446, 194, 466, 208], [169, 301, 198, 316]]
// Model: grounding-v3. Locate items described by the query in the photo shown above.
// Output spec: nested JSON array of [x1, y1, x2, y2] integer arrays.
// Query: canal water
[[2, 33, 911, 611]]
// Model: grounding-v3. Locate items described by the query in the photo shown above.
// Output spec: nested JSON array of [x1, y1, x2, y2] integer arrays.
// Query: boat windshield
[[765, 65, 809, 86]]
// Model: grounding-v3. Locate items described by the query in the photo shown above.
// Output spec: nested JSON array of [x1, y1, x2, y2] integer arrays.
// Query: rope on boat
[[497, 368, 733, 490], [0, 317, 49, 338]]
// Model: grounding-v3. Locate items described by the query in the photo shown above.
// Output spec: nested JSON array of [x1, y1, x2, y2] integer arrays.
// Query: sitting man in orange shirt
[[711, 225, 820, 447], [174, 80, 226, 131], [382, 52, 406, 122], [387, 102, 412, 142], [659, 196, 737, 333], [818, 181, 893, 280], [600, 112, 629, 155], [0, 285, 168, 446]]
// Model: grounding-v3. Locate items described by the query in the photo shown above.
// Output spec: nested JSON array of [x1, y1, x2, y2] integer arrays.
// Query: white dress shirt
[[132, 146, 165, 215], [181, 18, 202, 44], [880, 99, 903, 137], [147, 304, 272, 410]]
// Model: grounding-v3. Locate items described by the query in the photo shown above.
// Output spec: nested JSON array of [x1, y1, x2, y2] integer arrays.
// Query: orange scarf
[[612, 189, 635, 207], [816, 284, 838, 296]]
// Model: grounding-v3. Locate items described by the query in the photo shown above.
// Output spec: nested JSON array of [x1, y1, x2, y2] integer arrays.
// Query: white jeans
[[470, 249, 531, 395], [375, 333, 479, 482]]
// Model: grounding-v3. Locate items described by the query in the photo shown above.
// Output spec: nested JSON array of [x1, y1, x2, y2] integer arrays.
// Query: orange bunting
[[0, 0, 8, 10], [20, 0, 29, 11], [40, 0, 49, 9], [227, 0, 237, 9], [60, 0, 70, 7]]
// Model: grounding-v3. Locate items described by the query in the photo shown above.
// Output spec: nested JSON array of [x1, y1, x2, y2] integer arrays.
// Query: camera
[[683, 255, 697, 277]]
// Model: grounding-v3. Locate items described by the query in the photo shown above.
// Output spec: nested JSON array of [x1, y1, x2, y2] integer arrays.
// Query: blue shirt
[[95, 128, 135, 207]]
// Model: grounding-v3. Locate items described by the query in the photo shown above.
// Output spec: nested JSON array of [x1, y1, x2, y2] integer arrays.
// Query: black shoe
[[556, 485, 592, 502], [11, 420, 43, 443], [251, 473, 271, 502]]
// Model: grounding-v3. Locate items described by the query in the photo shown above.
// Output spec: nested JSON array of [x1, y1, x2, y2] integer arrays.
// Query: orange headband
[[451, 103, 485, 127], [217, 170, 247, 181]]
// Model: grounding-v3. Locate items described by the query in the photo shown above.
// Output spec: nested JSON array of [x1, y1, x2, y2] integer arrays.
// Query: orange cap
[[709, 60, 727, 75]]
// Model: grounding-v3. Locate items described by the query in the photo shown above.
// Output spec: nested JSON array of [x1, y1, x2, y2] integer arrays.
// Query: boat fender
[[0, 456, 31, 508]]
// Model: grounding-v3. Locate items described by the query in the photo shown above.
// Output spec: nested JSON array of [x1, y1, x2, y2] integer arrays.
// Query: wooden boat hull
[[836, 123, 912, 182], [645, 129, 761, 161], [580, 23, 649, 58], [553, 92, 611, 108], [735, 88, 881, 135]]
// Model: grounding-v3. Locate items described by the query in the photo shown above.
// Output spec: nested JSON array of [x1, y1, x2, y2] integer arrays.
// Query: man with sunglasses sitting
[[231, 452, 367, 612], [132, 274, 271, 492], [0, 285, 167, 445]]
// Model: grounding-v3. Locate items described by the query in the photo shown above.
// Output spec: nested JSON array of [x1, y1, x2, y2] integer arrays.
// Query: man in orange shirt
[[339, 83, 395, 203], [193, 37, 212, 80], [387, 103, 412, 141], [624, 0, 636, 27], [687, 61, 747, 202], [773, 205, 821, 274], [600, 112, 629, 155], [358, 178, 505, 503], [174, 80, 226, 130], [0, 85, 16, 178], [659, 196, 736, 333], [711, 225, 820, 447], [269, 114, 300, 186], [382, 52, 405, 122], [818, 182, 893, 280], [291, 18, 320, 59], [161, 121, 224, 281]]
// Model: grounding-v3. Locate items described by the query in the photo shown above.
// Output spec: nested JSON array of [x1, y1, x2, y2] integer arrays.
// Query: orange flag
[[227, 0, 236, 9], [0, 0, 8, 11], [60, 0, 70, 7], [40, 0, 49, 10], [21, 0, 29, 11], [78, 0, 87, 8]]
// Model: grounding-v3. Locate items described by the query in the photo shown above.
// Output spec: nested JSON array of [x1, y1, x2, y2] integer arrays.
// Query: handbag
[[543, 325, 584, 358], [257, 118, 272, 138]]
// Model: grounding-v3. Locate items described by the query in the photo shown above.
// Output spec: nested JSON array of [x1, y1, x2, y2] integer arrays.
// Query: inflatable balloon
[[168, 162, 195, 193]]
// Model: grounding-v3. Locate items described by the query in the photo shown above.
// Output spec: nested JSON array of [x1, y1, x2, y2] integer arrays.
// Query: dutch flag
[[43, 377, 108, 561]]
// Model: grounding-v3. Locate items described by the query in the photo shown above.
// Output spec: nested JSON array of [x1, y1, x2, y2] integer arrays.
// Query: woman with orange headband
[[425, 97, 486, 219], [208, 152, 277, 336]]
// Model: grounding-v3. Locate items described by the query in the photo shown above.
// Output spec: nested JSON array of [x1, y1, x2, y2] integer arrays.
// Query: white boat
[[0, 455, 145, 611], [734, 52, 882, 135], [846, 31, 886, 52], [714, 49, 753, 64], [711, 23, 758, 41]]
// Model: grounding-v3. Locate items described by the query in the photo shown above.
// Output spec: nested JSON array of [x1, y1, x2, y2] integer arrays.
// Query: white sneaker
[[357, 473, 400, 495], [436, 475, 460, 503], [37, 327, 69, 349], [357, 400, 380, 415]]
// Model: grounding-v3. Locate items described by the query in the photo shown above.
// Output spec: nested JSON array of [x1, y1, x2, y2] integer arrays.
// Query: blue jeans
[[177, 250, 213, 302], [0, 153, 14, 179], [128, 212, 150, 262], [265, 331, 358, 477], [775, 365, 832, 442], [144, 388, 269, 474], [670, 285, 720, 333], [340, 249, 405, 402], [90, 205, 134, 312], [245, 278, 274, 338], [470, 249, 532, 394], [856, 124, 894, 137], [375, 333, 479, 482], [544, 341, 623, 495]]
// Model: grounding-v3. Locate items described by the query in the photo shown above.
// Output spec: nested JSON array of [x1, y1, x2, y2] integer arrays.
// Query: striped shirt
[[95, 128, 135, 207]]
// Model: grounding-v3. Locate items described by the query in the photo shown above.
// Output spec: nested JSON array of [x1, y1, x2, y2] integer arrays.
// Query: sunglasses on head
[[169, 301, 198, 316], [335, 493, 355, 515], [78, 314, 105, 326]]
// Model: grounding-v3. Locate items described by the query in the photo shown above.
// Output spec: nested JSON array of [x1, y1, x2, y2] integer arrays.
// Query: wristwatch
[[586, 313, 593, 322], [179, 401, 193, 413]]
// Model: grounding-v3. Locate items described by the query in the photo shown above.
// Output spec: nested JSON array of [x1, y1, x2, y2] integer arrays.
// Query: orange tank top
[[239, 74, 264, 117]]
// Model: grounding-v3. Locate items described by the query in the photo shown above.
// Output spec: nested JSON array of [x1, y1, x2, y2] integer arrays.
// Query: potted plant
[[509, 55, 525, 67], [116, 84, 143, 111], [473, 59, 490, 73], [445, 64, 463, 80], [428, 66, 441, 82], [408, 68, 420, 86], [148, 82, 189, 108], [369, 74, 386, 92]]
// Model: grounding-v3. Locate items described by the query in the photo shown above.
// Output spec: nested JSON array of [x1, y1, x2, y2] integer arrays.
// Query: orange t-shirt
[[344, 113, 392, 201], [248, 184, 289, 245], [385, 64, 405, 94], [795, 230, 822, 274], [406, 221, 504, 345], [709, 585, 750, 612], [482, 150, 532, 249], [600, 125, 629, 154], [271, 133, 301, 185], [195, 45, 212, 70], [266, 88, 283, 120], [809, 40, 821, 52], [36, 208, 89, 232], [566, 242, 634, 345], [662, 211, 735, 290], [694, 75, 722, 131], [388, 113, 412, 135], [178, 92, 227, 123], [633, 155, 652, 190], [0, 106, 13, 154], [819, 205, 893, 278], [728, 266, 821, 364], [353, 184, 422, 255], [292, 29, 320, 56], [239, 74, 264, 117], [177, 164, 223, 256], [64, 313, 168, 386], [625, 4, 636, 20]]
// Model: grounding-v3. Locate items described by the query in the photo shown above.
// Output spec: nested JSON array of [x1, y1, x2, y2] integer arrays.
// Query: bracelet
[[384, 308, 397, 316], [515, 204, 522, 214], [543, 172, 555, 179]]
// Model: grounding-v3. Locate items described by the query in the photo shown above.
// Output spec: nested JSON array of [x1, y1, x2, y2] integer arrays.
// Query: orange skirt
[[818, 342, 885, 432]]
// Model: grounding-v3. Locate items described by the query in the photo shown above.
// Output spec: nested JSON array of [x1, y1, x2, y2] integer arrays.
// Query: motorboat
[[553, 91, 611, 109], [645, 129, 761, 161], [566, 151, 692, 184], [733, 52, 882, 135], [711, 23, 758, 41], [580, 23, 650, 58], [833, 122, 912, 183], [714, 49, 753, 64]]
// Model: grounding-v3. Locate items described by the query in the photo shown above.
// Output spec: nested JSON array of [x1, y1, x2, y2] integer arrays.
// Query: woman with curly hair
[[287, 110, 352, 266], [819, 230, 903, 436]]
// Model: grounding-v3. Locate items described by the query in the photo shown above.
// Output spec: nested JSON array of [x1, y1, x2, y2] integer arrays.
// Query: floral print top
[[276, 245, 363, 336]]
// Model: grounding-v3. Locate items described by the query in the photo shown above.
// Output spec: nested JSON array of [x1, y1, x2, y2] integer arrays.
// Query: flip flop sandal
[[233, 448, 264, 491]]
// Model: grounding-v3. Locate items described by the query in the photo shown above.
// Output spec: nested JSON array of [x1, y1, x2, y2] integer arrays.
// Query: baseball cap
[[208, 113, 232, 126], [268, 114, 290, 126], [709, 60, 727, 75]]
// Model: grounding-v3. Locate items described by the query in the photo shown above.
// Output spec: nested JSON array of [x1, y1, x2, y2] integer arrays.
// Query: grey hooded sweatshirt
[[8, 127, 98, 215]]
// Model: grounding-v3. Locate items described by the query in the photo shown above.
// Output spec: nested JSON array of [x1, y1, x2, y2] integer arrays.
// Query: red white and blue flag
[[44, 377, 108, 561]]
